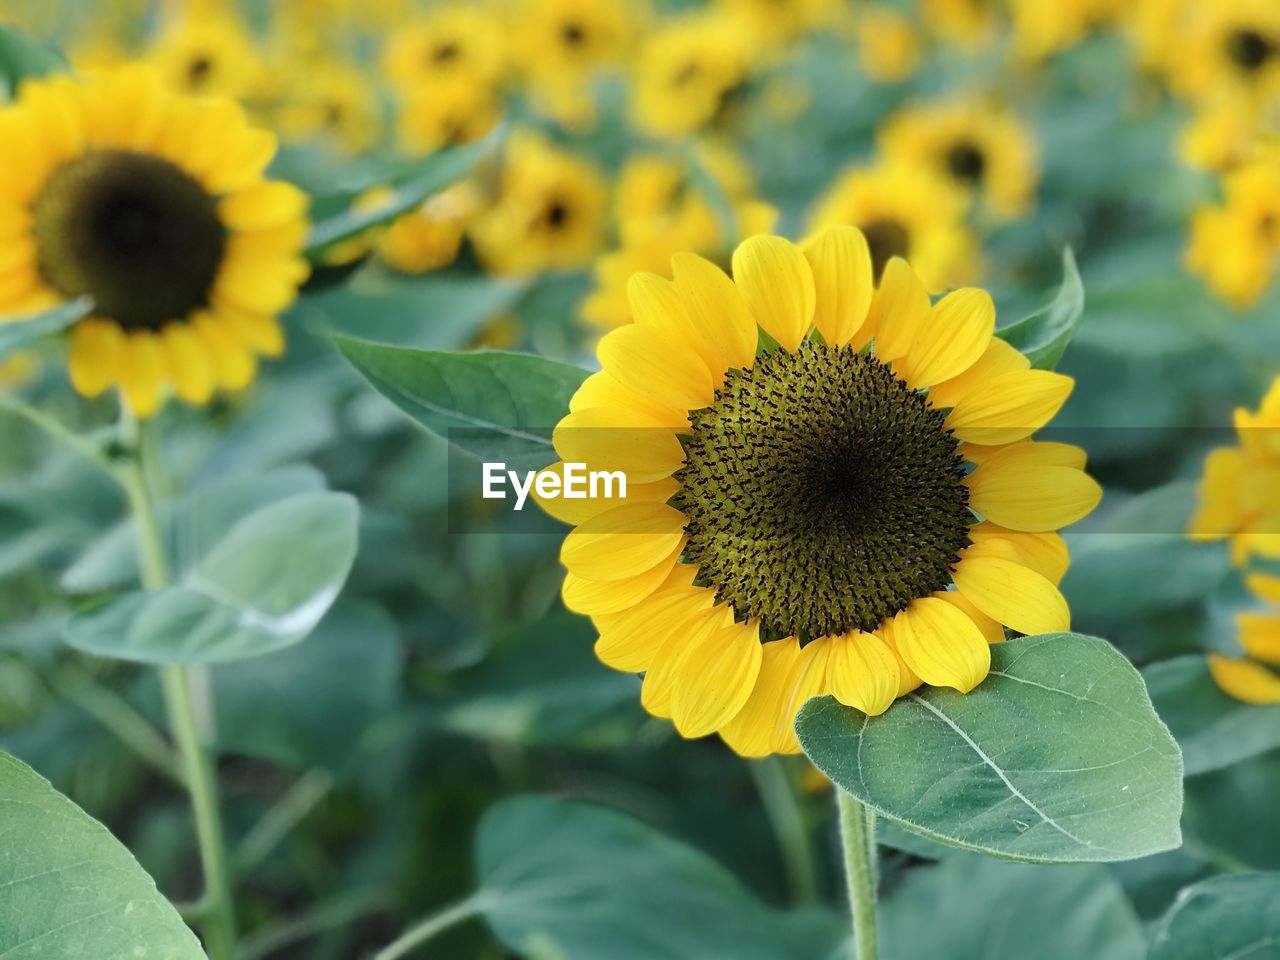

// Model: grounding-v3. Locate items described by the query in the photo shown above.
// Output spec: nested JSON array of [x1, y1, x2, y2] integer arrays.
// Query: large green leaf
[[475, 795, 844, 960], [1145, 655, 1280, 776], [65, 492, 358, 663], [997, 248, 1084, 370], [0, 297, 91, 355], [881, 856, 1145, 960], [0, 751, 206, 959], [1149, 874, 1280, 960], [795, 633, 1183, 863], [0, 24, 67, 99], [334, 338, 588, 470], [305, 126, 503, 259], [62, 464, 327, 593]]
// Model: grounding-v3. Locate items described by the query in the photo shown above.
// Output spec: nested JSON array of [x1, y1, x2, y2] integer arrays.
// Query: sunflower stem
[[836, 788, 879, 960], [749, 757, 819, 905], [372, 894, 491, 960], [121, 414, 237, 960]]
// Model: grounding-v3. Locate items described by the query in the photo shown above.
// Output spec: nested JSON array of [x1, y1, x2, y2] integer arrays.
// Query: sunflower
[[1009, 0, 1121, 62], [921, 0, 1001, 50], [0, 67, 310, 417], [631, 12, 758, 140], [511, 0, 635, 77], [810, 164, 976, 292], [273, 57, 380, 154], [855, 6, 921, 84], [378, 182, 480, 276], [878, 97, 1040, 221], [1177, 95, 1275, 173], [1190, 375, 1280, 563], [715, 0, 842, 46], [382, 4, 506, 95], [1208, 572, 1280, 704], [147, 11, 263, 100], [397, 74, 502, 155], [1186, 151, 1280, 308], [1166, 0, 1280, 106], [469, 130, 607, 275], [540, 229, 1096, 756]]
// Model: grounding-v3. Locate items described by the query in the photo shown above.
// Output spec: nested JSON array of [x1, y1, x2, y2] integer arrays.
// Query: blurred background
[[0, 0, 1278, 957]]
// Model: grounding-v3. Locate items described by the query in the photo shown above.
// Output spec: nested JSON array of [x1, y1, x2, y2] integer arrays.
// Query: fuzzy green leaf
[[1150, 874, 1280, 960], [0, 24, 67, 98], [998, 248, 1085, 370]]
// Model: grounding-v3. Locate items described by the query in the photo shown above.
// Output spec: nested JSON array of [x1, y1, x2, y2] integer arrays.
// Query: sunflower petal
[[598, 322, 715, 410], [893, 595, 991, 692], [670, 251, 757, 370], [67, 320, 125, 398], [952, 547, 1070, 635], [560, 501, 687, 581], [869, 257, 930, 362], [1207, 654, 1280, 704], [671, 620, 763, 738], [827, 630, 901, 714], [552, 407, 686, 484], [802, 226, 874, 348], [731, 236, 815, 352], [945, 369, 1074, 445], [902, 287, 994, 389]]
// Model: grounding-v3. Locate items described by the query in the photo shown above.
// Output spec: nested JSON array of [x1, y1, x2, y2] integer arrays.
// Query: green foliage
[[997, 248, 1084, 370], [0, 297, 91, 356], [334, 338, 589, 470], [0, 23, 67, 98], [475, 796, 844, 960], [796, 633, 1184, 863], [65, 492, 358, 663], [0, 752, 206, 959], [1150, 874, 1280, 960]]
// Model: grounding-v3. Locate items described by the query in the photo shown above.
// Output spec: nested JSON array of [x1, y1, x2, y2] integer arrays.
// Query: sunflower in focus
[[470, 131, 607, 275], [1190, 375, 1280, 563], [541, 229, 1097, 755], [878, 97, 1040, 221], [1208, 572, 1280, 704], [1186, 150, 1280, 308], [0, 67, 310, 417], [810, 164, 976, 291], [631, 12, 757, 139], [147, 12, 263, 99]]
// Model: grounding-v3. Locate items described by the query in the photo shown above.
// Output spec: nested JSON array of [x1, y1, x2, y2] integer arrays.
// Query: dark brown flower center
[[946, 140, 986, 184], [1226, 28, 1273, 71]]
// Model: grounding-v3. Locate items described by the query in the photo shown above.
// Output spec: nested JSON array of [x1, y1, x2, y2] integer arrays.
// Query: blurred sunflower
[[1208, 572, 1280, 704], [1177, 95, 1275, 172], [1186, 150, 1280, 308], [631, 12, 757, 139], [470, 131, 607, 275], [542, 229, 1095, 755], [1190, 375, 1280, 563], [810, 164, 976, 291], [274, 57, 380, 154], [147, 11, 263, 99], [878, 97, 1040, 221], [397, 75, 501, 155], [922, 0, 1000, 50], [378, 182, 480, 275], [0, 67, 309, 417], [1169, 0, 1280, 105], [855, 6, 921, 84], [1009, 0, 1121, 62], [382, 4, 506, 94], [716, 0, 841, 46]]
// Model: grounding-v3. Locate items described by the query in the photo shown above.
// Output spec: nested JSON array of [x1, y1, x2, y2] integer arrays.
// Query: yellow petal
[[219, 181, 310, 232], [827, 630, 901, 714], [718, 636, 828, 757], [193, 313, 256, 391], [902, 287, 994, 389], [67, 320, 125, 398], [161, 322, 214, 405], [952, 546, 1070, 635], [868, 257, 930, 362], [561, 540, 683, 616], [535, 462, 679, 526], [936, 590, 1006, 644], [967, 445, 1101, 531], [598, 323, 715, 410], [1246, 573, 1280, 606], [216, 305, 285, 358], [593, 573, 715, 673], [892, 595, 991, 693], [119, 332, 166, 419], [875, 619, 925, 696], [670, 251, 757, 371], [671, 620, 763, 738], [945, 369, 1074, 445], [1238, 613, 1280, 667], [569, 370, 688, 429], [802, 226, 873, 348], [640, 607, 731, 718], [552, 407, 686, 484], [1207, 654, 1280, 705], [969, 524, 1070, 585], [961, 439, 1087, 471], [731, 235, 815, 352], [560, 501, 687, 581], [928, 336, 1029, 410]]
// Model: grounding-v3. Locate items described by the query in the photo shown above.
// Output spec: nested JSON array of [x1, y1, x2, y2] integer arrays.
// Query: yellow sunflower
[[921, 0, 1001, 50], [378, 182, 481, 276], [1009, 0, 1122, 62], [469, 130, 607, 276], [1208, 572, 1280, 704], [0, 67, 310, 417], [273, 57, 380, 155], [855, 6, 921, 84], [715, 0, 842, 47], [1186, 150, 1280, 308], [810, 164, 976, 292], [540, 229, 1097, 756], [1190, 375, 1280, 563], [878, 97, 1040, 221], [382, 4, 506, 95], [397, 74, 502, 155], [1177, 94, 1276, 172], [147, 11, 263, 100], [1167, 0, 1280, 106]]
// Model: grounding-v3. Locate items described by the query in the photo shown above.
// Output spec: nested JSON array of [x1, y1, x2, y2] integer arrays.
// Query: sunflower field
[[0, 0, 1279, 957]]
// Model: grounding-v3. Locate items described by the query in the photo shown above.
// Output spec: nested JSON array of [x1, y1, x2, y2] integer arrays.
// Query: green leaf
[[305, 126, 504, 259], [881, 856, 1145, 960], [997, 248, 1084, 370], [0, 24, 68, 98], [795, 633, 1184, 863], [1183, 751, 1280, 872], [476, 795, 844, 960], [1150, 874, 1280, 960], [0, 296, 91, 357], [1145, 655, 1280, 776], [65, 492, 359, 664], [0, 751, 207, 959], [62, 464, 327, 594], [334, 337, 589, 470]]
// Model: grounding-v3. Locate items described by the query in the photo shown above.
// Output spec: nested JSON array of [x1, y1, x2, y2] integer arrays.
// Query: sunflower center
[[1226, 29, 1273, 71], [32, 150, 227, 330], [862, 219, 910, 282], [945, 140, 986, 183], [673, 344, 972, 640], [561, 21, 586, 46], [186, 54, 214, 87], [544, 199, 571, 230]]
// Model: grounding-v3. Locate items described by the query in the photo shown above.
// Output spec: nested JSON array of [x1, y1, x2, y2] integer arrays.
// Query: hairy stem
[[836, 788, 879, 960]]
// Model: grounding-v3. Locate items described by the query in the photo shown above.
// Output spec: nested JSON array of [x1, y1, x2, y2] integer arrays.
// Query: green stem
[[836, 789, 879, 960], [0, 392, 113, 476], [373, 895, 490, 960], [749, 757, 818, 905], [121, 422, 237, 960], [234, 769, 334, 875]]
